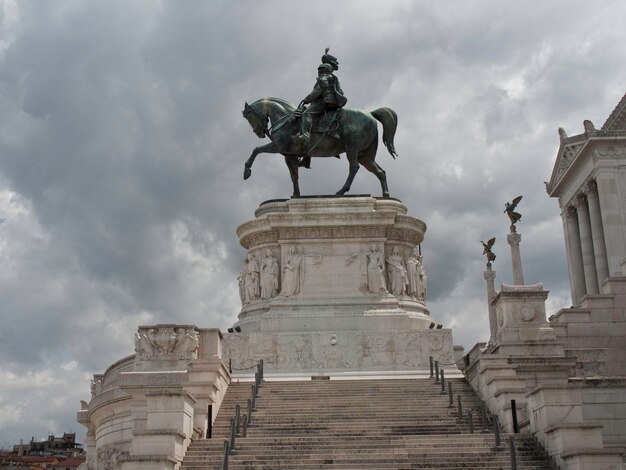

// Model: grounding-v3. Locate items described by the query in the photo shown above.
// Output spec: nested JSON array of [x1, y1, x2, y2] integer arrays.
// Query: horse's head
[[243, 101, 269, 139]]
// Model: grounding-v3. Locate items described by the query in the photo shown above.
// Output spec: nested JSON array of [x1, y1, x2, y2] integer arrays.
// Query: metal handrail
[[221, 360, 263, 469]]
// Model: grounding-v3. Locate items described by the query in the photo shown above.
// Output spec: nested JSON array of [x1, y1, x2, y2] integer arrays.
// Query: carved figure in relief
[[366, 244, 388, 294], [237, 258, 246, 305], [134, 330, 155, 359], [406, 247, 422, 298], [281, 247, 304, 296], [244, 253, 260, 301], [97, 447, 122, 470], [90, 375, 103, 397], [172, 328, 199, 359], [418, 262, 428, 301], [386, 246, 408, 296], [260, 249, 279, 299]]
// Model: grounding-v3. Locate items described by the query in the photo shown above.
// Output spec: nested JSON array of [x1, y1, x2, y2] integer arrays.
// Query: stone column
[[484, 266, 497, 346], [575, 194, 599, 295], [595, 169, 626, 276], [560, 206, 578, 306], [506, 231, 524, 285], [585, 180, 610, 284], [565, 206, 586, 304]]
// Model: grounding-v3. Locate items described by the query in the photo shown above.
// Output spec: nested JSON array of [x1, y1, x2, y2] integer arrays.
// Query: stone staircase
[[182, 377, 553, 469]]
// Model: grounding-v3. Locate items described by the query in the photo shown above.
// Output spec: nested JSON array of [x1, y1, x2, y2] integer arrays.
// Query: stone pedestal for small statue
[[224, 196, 454, 374], [493, 283, 562, 356]]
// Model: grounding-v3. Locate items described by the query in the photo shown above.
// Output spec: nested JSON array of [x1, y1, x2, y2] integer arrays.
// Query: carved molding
[[555, 142, 585, 182]]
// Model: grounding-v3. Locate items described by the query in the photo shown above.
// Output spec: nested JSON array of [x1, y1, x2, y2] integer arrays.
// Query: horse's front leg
[[243, 142, 278, 180], [285, 156, 301, 197]]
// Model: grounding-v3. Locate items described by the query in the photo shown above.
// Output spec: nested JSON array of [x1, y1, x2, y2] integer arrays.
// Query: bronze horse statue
[[242, 97, 398, 197]]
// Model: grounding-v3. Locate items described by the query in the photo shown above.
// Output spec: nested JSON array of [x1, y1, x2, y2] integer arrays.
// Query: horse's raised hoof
[[243, 167, 251, 180]]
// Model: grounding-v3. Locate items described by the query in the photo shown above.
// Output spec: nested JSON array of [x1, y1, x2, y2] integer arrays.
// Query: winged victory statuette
[[504, 195, 523, 231], [481, 237, 496, 267]]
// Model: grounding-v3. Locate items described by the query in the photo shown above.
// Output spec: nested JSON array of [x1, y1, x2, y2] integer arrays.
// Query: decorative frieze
[[223, 329, 454, 373]]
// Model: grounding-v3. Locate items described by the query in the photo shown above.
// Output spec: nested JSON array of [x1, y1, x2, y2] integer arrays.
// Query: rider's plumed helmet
[[321, 47, 339, 71], [317, 63, 333, 74]]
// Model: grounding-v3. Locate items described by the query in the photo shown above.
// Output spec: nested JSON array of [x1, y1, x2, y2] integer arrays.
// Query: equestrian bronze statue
[[242, 49, 398, 198]]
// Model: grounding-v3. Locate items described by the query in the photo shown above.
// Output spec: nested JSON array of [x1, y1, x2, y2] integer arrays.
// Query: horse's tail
[[371, 107, 398, 159]]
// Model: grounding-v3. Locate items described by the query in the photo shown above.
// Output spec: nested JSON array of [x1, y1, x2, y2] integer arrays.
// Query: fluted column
[[565, 206, 586, 305], [484, 267, 497, 346], [507, 231, 524, 285], [560, 206, 578, 306], [575, 194, 599, 295], [585, 180, 610, 285]]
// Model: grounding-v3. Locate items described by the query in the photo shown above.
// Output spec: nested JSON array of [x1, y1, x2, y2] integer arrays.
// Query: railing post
[[448, 383, 454, 408], [259, 359, 264, 380], [235, 404, 241, 436], [247, 398, 253, 423], [429, 356, 434, 378], [509, 436, 517, 469], [511, 399, 519, 433], [229, 358, 232, 374], [242, 414, 248, 438], [229, 417, 236, 451], [468, 410, 474, 434], [251, 386, 256, 410], [255, 372, 259, 388], [434, 361, 440, 384], [457, 395, 463, 423], [440, 369, 446, 394], [222, 440, 229, 470], [206, 404, 213, 439], [480, 402, 488, 432], [493, 416, 501, 450]]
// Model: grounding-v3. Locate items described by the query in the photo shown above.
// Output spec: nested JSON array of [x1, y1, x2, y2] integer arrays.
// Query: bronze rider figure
[[295, 48, 347, 168]]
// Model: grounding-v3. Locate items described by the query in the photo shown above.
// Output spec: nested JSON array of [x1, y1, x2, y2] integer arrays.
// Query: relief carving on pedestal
[[366, 244, 388, 294], [518, 304, 537, 322], [260, 249, 279, 300], [223, 330, 453, 373], [406, 247, 427, 301], [96, 446, 125, 470], [280, 247, 305, 296], [387, 246, 408, 296], [244, 253, 260, 302], [134, 326, 199, 361]]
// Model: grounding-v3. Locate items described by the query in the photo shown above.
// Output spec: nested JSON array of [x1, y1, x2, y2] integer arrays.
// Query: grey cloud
[[1, 0, 626, 446]]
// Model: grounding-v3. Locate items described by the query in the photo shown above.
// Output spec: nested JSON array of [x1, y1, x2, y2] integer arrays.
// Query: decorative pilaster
[[484, 266, 497, 346], [574, 194, 599, 295], [565, 206, 586, 305], [585, 180, 610, 284], [506, 230, 524, 285]]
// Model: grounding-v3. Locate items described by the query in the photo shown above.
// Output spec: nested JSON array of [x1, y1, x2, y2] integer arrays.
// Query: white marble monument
[[223, 196, 454, 373]]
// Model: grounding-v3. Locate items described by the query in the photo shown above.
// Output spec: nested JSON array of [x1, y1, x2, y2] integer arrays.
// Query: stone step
[[181, 378, 551, 469]]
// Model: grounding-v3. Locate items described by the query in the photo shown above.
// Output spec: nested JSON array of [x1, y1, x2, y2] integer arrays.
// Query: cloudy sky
[[0, 0, 625, 447]]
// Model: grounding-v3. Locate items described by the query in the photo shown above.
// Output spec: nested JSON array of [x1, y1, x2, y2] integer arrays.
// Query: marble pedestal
[[225, 196, 454, 374]]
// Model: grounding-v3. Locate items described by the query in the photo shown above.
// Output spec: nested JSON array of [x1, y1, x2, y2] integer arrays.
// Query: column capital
[[507, 232, 521, 246], [586, 179, 598, 195], [574, 192, 587, 207], [565, 205, 577, 219], [484, 269, 496, 281]]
